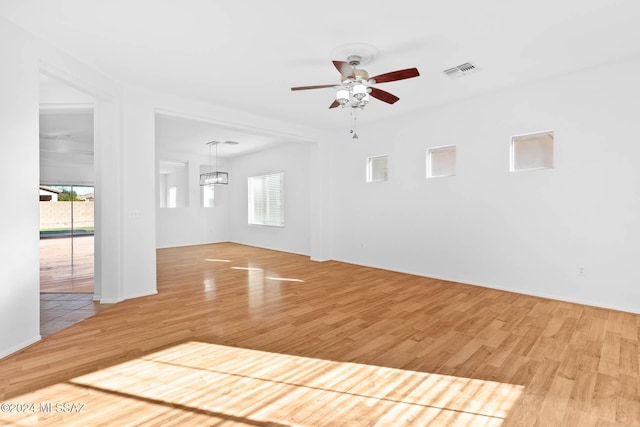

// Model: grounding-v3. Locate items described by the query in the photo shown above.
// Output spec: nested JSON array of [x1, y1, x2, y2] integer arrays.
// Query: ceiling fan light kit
[[336, 89, 350, 106], [291, 48, 420, 135]]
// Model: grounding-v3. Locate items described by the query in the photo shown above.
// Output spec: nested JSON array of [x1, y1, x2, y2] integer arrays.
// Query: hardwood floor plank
[[1, 242, 640, 425]]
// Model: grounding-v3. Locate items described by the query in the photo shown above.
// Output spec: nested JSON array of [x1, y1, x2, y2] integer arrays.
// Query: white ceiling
[[155, 113, 298, 159], [5, 1, 640, 137], [39, 107, 94, 166]]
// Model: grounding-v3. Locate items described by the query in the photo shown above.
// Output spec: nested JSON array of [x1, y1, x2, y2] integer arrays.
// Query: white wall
[[329, 57, 640, 313], [309, 135, 334, 261], [39, 78, 95, 105], [229, 142, 311, 255], [120, 88, 158, 300], [0, 18, 41, 358]]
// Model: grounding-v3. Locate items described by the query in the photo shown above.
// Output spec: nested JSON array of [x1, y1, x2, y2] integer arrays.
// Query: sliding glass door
[[39, 184, 94, 292], [39, 185, 94, 237]]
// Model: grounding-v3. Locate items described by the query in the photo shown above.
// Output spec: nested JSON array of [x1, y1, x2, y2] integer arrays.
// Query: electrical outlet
[[577, 266, 585, 276]]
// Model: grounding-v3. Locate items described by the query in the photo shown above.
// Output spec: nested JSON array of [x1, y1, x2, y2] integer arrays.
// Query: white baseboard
[[332, 256, 640, 315], [0, 335, 41, 360], [123, 290, 158, 300]]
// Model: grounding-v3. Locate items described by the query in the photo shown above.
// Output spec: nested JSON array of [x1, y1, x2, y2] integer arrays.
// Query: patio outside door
[[39, 184, 95, 293]]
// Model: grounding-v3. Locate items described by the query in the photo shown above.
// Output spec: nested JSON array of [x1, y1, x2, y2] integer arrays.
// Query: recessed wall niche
[[427, 145, 456, 178], [159, 160, 188, 208], [510, 131, 554, 172], [366, 155, 388, 182]]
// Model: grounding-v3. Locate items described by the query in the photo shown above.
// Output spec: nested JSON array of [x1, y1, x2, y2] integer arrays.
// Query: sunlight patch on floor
[[205, 258, 232, 263], [0, 342, 523, 426]]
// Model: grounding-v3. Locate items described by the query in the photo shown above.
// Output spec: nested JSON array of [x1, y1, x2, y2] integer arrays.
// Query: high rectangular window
[[202, 185, 215, 208], [248, 172, 284, 227], [367, 155, 388, 182], [427, 145, 456, 178], [159, 160, 188, 208], [511, 131, 554, 172], [200, 165, 216, 207], [168, 186, 177, 208]]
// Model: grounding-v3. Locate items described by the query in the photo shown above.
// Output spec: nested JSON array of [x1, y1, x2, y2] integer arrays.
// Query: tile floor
[[40, 293, 112, 337]]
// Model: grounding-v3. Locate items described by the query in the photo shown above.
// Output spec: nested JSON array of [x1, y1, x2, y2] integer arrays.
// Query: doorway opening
[[39, 73, 106, 336]]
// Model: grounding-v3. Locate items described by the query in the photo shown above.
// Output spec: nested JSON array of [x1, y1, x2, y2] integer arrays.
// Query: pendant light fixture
[[199, 141, 228, 185]]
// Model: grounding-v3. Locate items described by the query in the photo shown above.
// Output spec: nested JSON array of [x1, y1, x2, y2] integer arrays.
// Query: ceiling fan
[[291, 55, 420, 109]]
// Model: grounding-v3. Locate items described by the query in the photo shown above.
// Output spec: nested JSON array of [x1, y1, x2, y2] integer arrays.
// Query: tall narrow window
[[248, 172, 284, 227], [159, 160, 188, 208], [511, 131, 554, 172], [200, 165, 215, 207], [168, 186, 177, 208], [427, 145, 456, 178], [367, 155, 388, 182], [202, 185, 215, 208]]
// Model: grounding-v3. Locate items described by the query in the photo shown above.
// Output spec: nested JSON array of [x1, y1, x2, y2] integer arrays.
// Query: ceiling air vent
[[443, 62, 477, 78], [223, 141, 240, 145]]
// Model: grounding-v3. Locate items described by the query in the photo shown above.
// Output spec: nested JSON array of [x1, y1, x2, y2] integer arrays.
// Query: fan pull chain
[[350, 109, 359, 139]]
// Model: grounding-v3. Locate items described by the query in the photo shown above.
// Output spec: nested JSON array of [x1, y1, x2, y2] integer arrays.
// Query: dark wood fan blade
[[329, 100, 340, 109], [332, 60, 354, 79], [369, 68, 420, 84], [370, 87, 400, 104], [291, 84, 336, 91]]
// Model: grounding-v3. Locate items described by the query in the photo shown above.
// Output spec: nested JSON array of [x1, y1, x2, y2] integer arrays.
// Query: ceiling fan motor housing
[[341, 69, 370, 83]]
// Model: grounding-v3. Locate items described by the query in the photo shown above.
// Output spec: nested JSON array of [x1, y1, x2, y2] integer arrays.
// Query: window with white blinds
[[248, 172, 284, 227]]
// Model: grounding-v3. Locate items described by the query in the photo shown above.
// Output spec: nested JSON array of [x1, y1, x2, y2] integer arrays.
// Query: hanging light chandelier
[[199, 141, 228, 185]]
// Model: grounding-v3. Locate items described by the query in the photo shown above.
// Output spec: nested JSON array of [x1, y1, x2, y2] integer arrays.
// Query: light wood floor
[[40, 235, 94, 293], [1, 242, 639, 426]]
